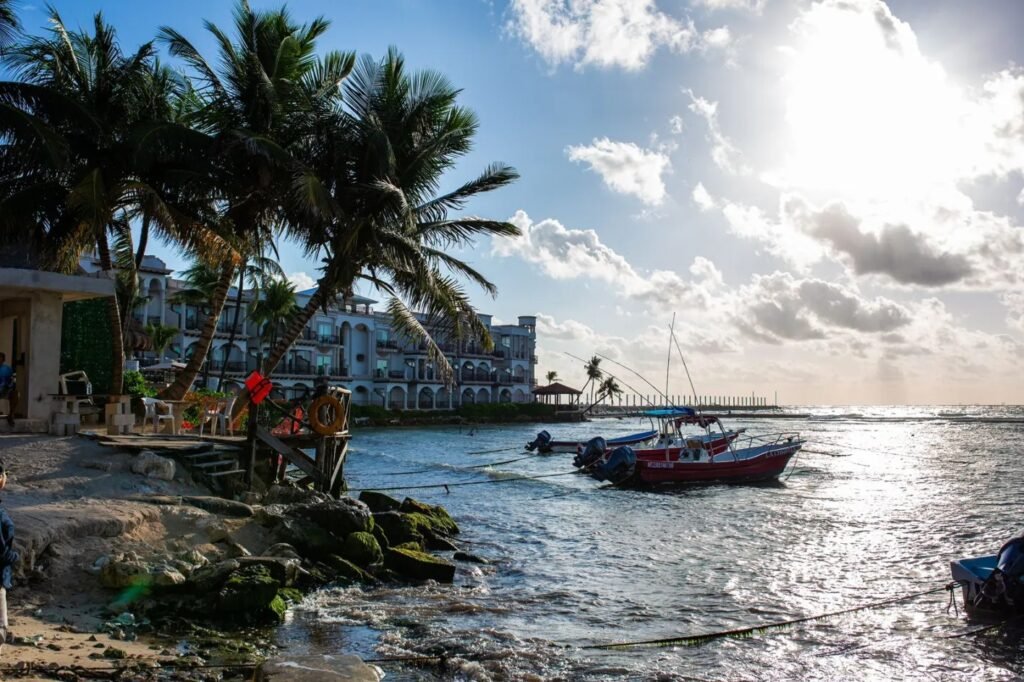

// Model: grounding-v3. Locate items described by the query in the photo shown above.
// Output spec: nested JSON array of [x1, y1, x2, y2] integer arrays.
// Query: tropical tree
[[256, 49, 519, 392], [0, 10, 211, 395], [167, 262, 222, 387], [145, 322, 179, 360], [545, 370, 559, 384], [216, 252, 285, 385], [0, 0, 19, 54], [157, 0, 355, 400], [580, 355, 602, 403], [595, 377, 623, 407], [248, 277, 299, 365]]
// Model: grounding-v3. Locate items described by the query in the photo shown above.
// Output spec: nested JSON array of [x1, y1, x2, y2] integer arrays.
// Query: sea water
[[274, 406, 1024, 680]]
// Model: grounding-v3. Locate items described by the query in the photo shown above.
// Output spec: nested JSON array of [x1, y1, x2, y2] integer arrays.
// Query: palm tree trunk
[[134, 214, 150, 270], [217, 260, 246, 385], [160, 261, 236, 401], [96, 238, 125, 395]]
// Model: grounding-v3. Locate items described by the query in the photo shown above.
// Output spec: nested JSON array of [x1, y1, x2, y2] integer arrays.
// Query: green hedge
[[457, 402, 554, 419], [61, 298, 113, 394]]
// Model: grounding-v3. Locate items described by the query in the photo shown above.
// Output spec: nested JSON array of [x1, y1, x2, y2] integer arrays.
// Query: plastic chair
[[198, 395, 236, 436], [142, 397, 177, 435]]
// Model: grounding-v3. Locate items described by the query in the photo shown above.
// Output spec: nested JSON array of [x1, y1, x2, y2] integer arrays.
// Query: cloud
[[287, 272, 316, 291], [1003, 292, 1024, 335], [494, 210, 722, 308], [507, 0, 731, 71], [692, 182, 715, 211], [669, 115, 685, 134], [566, 138, 672, 205], [686, 90, 747, 174], [691, 0, 766, 13]]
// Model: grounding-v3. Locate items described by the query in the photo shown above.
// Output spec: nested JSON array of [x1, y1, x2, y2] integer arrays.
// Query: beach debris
[[130, 450, 176, 481]]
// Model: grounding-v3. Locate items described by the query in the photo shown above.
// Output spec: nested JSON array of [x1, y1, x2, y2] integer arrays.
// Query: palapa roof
[[532, 381, 582, 396]]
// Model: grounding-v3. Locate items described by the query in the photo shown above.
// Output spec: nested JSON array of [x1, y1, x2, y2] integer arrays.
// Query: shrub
[[123, 370, 156, 398]]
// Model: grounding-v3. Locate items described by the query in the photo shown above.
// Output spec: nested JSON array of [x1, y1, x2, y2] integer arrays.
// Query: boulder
[[187, 559, 241, 593], [340, 532, 382, 568], [371, 512, 423, 548], [425, 534, 459, 552], [235, 557, 302, 587], [371, 523, 390, 550], [453, 552, 489, 565], [218, 565, 287, 624], [99, 559, 151, 589], [225, 541, 252, 559], [358, 491, 401, 513], [323, 555, 376, 585], [384, 547, 456, 583], [178, 549, 209, 570], [400, 498, 459, 535], [130, 451, 175, 481], [264, 543, 302, 559], [183, 496, 254, 518], [150, 565, 187, 587], [292, 499, 373, 538], [254, 504, 291, 528], [264, 485, 329, 505], [275, 518, 345, 559]]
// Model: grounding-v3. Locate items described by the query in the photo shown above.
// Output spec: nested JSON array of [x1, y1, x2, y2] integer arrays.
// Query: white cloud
[[507, 0, 731, 71], [692, 182, 715, 211], [691, 0, 766, 13], [669, 115, 685, 134], [287, 272, 316, 291], [1003, 292, 1024, 336], [566, 138, 672, 205], [686, 90, 748, 174]]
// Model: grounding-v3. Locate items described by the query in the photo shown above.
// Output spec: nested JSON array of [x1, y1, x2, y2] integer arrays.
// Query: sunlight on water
[[277, 407, 1024, 680]]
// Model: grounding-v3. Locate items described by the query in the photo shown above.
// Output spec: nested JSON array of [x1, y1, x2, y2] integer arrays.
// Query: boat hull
[[542, 429, 659, 454], [632, 432, 738, 459], [632, 443, 800, 485]]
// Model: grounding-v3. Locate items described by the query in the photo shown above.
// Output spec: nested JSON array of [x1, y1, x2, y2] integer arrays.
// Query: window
[[317, 355, 332, 374], [376, 330, 389, 343]]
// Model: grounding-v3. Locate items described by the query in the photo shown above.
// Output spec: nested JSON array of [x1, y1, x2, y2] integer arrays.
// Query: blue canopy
[[642, 407, 695, 417]]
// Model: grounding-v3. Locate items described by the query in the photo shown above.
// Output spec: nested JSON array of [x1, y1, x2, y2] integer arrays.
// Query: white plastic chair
[[142, 397, 177, 435], [199, 395, 236, 436]]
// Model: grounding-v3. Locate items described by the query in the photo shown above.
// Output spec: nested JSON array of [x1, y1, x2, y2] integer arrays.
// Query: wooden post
[[246, 401, 258, 487]]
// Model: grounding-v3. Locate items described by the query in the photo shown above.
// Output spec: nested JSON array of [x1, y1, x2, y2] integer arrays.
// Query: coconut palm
[[594, 377, 623, 408], [257, 48, 519, 392], [580, 355, 602, 404], [145, 323, 179, 360], [545, 371, 559, 384], [248, 277, 299, 364], [0, 10, 214, 395], [215, 252, 285, 385], [167, 262, 224, 387], [0, 0, 19, 54], [155, 0, 356, 399]]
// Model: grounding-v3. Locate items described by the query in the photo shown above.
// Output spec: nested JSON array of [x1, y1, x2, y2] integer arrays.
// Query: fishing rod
[[670, 325, 699, 409], [665, 312, 675, 409]]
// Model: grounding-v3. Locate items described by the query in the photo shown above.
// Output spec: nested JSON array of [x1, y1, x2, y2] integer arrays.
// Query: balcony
[[491, 349, 506, 359], [297, 330, 318, 345], [215, 321, 244, 336], [376, 339, 399, 352], [208, 360, 247, 373], [316, 334, 340, 346], [281, 361, 314, 375], [184, 316, 203, 332]]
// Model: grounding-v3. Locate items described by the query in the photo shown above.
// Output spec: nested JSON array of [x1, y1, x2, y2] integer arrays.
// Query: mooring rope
[[375, 453, 543, 477], [582, 585, 950, 650], [466, 445, 524, 455], [346, 471, 579, 493]]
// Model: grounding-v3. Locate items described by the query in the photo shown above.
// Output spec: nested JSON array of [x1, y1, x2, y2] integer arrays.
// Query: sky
[[16, 0, 1024, 405]]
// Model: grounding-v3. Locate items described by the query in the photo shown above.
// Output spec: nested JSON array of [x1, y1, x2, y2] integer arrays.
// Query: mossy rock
[[217, 565, 285, 624], [187, 559, 241, 594], [384, 547, 456, 583], [392, 541, 423, 552], [340, 532, 383, 568], [372, 523, 390, 550], [291, 498, 373, 538], [324, 555, 377, 585], [278, 587, 304, 605], [404, 512, 456, 540], [372, 512, 424, 548], [359, 491, 402, 513], [400, 498, 459, 535], [275, 518, 346, 559]]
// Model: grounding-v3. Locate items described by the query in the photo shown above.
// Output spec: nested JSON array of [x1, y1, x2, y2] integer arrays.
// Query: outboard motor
[[573, 437, 607, 469], [526, 430, 553, 453], [591, 446, 636, 485], [978, 535, 1024, 610]]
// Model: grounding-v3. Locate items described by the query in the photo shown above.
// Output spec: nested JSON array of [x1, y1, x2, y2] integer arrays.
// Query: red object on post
[[245, 371, 273, 405]]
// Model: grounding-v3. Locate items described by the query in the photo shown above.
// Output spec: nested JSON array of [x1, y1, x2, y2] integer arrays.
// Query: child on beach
[[0, 460, 16, 651]]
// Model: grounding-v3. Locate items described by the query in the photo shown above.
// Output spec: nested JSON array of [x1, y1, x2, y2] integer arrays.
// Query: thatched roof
[[532, 381, 581, 396]]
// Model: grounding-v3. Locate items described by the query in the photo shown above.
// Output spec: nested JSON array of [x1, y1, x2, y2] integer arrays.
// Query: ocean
[[275, 406, 1024, 680]]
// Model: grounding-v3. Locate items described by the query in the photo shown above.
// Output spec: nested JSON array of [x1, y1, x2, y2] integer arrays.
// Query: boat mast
[[665, 313, 675, 411], [670, 328, 699, 414]]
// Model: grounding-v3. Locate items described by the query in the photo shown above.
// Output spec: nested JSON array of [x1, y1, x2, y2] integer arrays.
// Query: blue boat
[[950, 535, 1024, 620], [525, 428, 659, 454]]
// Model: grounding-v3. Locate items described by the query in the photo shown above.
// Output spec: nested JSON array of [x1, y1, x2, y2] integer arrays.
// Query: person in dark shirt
[[0, 460, 16, 651]]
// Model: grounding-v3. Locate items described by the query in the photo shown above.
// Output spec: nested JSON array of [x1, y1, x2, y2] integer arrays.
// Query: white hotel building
[[115, 256, 538, 408]]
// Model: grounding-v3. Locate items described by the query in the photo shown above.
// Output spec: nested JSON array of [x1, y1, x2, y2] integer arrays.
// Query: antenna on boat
[[665, 313, 675, 410], [669, 326, 699, 412], [592, 352, 677, 409]]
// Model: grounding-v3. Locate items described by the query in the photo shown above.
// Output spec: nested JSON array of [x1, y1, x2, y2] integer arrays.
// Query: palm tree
[[0, 10, 208, 395], [216, 252, 285, 385], [156, 0, 355, 400], [248, 277, 299, 366], [145, 323, 179, 360], [580, 355, 602, 404], [0, 0, 19, 54], [167, 262, 223, 388], [595, 377, 623, 407], [258, 48, 519, 390], [545, 370, 559, 384]]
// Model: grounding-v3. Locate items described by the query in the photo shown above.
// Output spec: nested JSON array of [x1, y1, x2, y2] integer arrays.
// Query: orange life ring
[[308, 395, 345, 435]]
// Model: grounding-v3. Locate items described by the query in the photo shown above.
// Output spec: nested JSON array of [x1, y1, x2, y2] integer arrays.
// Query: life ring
[[308, 395, 345, 435]]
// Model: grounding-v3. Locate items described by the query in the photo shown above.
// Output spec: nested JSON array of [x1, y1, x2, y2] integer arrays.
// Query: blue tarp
[[642, 407, 695, 417]]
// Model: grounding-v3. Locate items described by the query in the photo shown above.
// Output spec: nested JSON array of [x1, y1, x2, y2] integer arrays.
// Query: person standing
[[0, 461, 16, 651]]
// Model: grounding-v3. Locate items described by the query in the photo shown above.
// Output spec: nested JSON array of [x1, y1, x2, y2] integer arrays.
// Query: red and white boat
[[587, 411, 803, 486]]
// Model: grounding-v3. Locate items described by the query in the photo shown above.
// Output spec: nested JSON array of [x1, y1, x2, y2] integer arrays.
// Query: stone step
[[207, 469, 245, 478], [192, 459, 237, 469], [183, 450, 218, 460]]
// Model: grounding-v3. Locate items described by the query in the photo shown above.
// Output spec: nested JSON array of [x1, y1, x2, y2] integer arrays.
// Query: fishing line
[[582, 585, 950, 650]]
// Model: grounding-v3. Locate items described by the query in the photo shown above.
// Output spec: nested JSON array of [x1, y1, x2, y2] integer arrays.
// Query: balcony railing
[[317, 334, 340, 346], [209, 361, 246, 372], [184, 316, 203, 331], [376, 339, 399, 350]]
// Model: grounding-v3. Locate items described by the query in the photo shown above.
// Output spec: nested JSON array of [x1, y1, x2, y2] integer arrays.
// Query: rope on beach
[[582, 584, 951, 650], [347, 470, 579, 493]]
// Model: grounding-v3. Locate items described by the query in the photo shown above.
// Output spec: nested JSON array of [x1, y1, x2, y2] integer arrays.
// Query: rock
[[235, 557, 302, 587], [99, 558, 151, 589], [264, 485, 329, 505], [178, 549, 209, 570], [150, 565, 186, 587], [257, 654, 384, 681], [453, 552, 489, 565], [384, 547, 456, 583], [254, 504, 291, 528], [358, 491, 401, 513], [425, 534, 459, 552], [187, 559, 241, 593], [371, 523, 390, 550], [263, 543, 302, 559], [275, 518, 345, 559], [278, 587, 304, 604], [183, 496, 254, 518], [323, 556, 376, 585], [218, 565, 286, 624], [238, 491, 263, 506], [371, 512, 423, 548], [225, 541, 252, 559], [81, 459, 115, 472], [130, 451, 176, 481], [103, 646, 127, 659], [292, 499, 373, 538], [400, 498, 459, 535], [340, 532, 383, 568]]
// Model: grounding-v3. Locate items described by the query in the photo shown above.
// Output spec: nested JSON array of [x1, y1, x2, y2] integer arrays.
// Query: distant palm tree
[[168, 263, 221, 387], [216, 253, 285, 385], [248, 278, 299, 366], [545, 370, 559, 384], [145, 323, 179, 360], [595, 377, 623, 407], [580, 355, 602, 404]]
